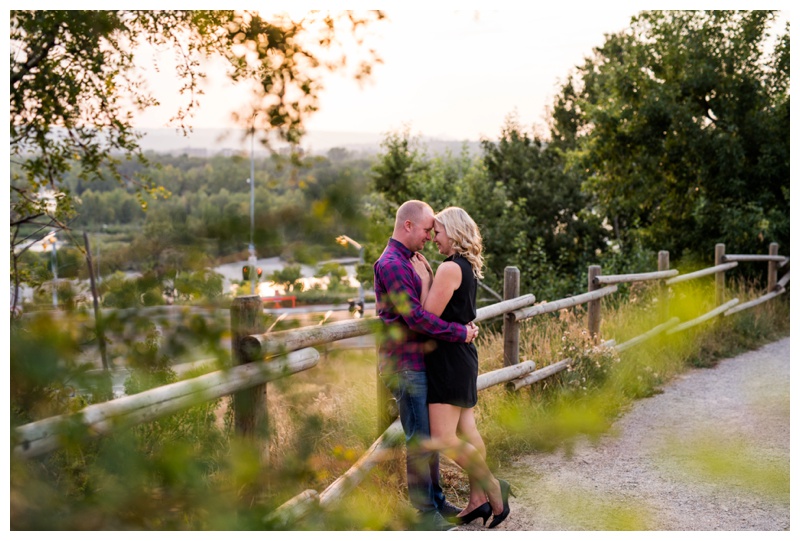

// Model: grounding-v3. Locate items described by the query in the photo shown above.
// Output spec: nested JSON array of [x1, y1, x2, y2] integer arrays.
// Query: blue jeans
[[382, 369, 444, 513]]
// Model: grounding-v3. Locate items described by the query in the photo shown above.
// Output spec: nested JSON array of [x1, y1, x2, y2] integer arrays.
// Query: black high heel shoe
[[453, 502, 492, 526], [488, 479, 515, 529]]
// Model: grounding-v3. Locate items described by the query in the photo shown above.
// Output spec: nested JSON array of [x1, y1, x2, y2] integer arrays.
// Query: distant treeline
[[66, 148, 375, 264]]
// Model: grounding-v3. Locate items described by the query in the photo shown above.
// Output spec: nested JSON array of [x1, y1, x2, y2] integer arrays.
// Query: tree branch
[[10, 29, 60, 86]]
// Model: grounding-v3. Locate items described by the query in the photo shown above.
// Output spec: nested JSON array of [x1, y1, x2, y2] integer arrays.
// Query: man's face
[[408, 210, 435, 252]]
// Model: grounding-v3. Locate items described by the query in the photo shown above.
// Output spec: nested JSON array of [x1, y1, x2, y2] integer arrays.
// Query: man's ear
[[404, 220, 413, 232]]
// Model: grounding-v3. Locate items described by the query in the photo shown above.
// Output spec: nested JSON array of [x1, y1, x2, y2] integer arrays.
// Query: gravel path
[[459, 337, 790, 531]]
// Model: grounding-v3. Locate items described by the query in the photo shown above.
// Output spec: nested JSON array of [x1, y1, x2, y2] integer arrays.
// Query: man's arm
[[378, 258, 467, 343]]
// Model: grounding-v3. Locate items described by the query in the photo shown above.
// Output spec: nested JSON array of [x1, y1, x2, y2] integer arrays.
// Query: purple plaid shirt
[[374, 238, 467, 374]]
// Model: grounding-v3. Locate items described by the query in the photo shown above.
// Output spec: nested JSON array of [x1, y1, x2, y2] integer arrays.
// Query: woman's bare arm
[[422, 260, 462, 317]]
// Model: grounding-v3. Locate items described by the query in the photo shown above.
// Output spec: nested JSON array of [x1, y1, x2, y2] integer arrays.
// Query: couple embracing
[[374, 200, 514, 531]]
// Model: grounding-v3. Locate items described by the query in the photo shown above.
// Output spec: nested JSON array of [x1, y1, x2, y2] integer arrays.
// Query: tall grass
[[9, 279, 789, 530]]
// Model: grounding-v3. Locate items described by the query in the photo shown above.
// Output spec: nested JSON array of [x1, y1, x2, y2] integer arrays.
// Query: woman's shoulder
[[435, 260, 463, 286], [450, 254, 474, 274]]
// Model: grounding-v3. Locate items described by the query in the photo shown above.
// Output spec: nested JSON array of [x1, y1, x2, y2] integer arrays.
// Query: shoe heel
[[487, 480, 512, 529], [456, 502, 492, 526]]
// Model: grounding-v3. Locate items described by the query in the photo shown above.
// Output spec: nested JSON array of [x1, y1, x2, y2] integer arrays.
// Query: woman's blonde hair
[[435, 206, 484, 279]]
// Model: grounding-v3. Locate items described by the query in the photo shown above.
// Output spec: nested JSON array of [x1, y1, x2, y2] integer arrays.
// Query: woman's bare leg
[[427, 403, 504, 515], [457, 407, 486, 459], [457, 408, 489, 512]]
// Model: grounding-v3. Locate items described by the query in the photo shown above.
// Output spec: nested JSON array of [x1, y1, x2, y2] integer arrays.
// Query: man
[[373, 200, 479, 530]]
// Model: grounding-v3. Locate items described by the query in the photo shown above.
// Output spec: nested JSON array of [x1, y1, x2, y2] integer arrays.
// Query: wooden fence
[[12, 242, 789, 527]]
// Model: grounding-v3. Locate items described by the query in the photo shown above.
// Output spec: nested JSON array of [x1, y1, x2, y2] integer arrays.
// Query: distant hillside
[[137, 127, 484, 158]]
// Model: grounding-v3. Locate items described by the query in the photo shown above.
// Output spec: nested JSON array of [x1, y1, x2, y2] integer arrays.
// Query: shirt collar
[[388, 238, 414, 260]]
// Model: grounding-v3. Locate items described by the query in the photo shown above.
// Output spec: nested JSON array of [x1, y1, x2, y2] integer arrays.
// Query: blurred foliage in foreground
[[10, 272, 789, 529]]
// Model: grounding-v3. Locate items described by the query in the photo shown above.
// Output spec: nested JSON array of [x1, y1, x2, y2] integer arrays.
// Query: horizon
[[136, 126, 488, 156]]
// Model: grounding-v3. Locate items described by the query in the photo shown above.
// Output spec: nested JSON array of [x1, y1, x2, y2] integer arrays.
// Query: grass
[[9, 278, 789, 530]]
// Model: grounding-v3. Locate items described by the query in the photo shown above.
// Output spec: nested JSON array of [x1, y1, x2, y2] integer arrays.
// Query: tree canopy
[[554, 10, 789, 258]]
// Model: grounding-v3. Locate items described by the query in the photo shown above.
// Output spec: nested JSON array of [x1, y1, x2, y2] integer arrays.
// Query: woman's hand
[[411, 253, 432, 283], [416, 252, 434, 276], [411, 253, 433, 304], [465, 321, 479, 343]]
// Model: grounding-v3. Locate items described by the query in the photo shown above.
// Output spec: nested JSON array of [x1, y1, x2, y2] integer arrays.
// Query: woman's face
[[432, 220, 455, 256]]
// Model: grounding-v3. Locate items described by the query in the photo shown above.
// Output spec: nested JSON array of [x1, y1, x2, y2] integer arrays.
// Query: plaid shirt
[[374, 238, 467, 374]]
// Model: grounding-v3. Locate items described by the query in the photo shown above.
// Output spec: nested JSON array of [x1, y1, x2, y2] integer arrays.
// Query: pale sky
[[132, 8, 644, 141]]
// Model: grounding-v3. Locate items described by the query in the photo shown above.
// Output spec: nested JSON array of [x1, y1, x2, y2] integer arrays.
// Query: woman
[[411, 206, 514, 529]]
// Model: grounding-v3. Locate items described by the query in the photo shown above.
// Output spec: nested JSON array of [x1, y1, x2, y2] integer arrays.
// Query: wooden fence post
[[715, 244, 726, 306], [231, 295, 268, 460], [768, 243, 779, 292], [587, 265, 601, 341], [503, 266, 520, 367], [658, 251, 670, 323]]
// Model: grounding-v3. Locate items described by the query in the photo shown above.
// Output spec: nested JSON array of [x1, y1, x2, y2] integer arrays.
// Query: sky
[[132, 8, 646, 142]]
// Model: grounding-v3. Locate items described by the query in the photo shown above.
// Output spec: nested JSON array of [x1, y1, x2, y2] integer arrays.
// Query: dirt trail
[[458, 337, 790, 531]]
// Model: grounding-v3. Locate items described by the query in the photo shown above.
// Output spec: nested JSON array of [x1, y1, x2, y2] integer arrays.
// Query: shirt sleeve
[[377, 258, 467, 343]]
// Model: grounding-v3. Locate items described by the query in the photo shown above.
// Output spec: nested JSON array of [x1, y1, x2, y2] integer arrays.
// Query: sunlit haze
[[132, 9, 643, 142]]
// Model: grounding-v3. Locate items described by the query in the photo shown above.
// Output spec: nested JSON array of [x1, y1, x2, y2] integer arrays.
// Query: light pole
[[43, 232, 58, 308], [336, 235, 364, 313], [248, 113, 258, 295], [98, 224, 107, 285]]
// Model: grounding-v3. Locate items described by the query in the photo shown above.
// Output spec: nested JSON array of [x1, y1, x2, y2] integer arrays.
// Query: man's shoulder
[[375, 257, 408, 282], [375, 245, 407, 270]]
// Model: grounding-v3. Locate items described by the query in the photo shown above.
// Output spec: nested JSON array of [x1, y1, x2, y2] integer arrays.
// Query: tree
[[555, 10, 789, 260], [472, 117, 607, 298], [370, 127, 428, 206], [269, 264, 304, 293], [315, 262, 347, 291], [10, 9, 384, 313]]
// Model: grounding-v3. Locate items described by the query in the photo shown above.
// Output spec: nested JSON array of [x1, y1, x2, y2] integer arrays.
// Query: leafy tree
[[370, 127, 429, 206], [555, 10, 789, 260], [356, 191, 396, 292], [101, 272, 165, 308], [173, 269, 224, 302], [315, 262, 348, 291], [412, 145, 476, 213], [70, 190, 116, 226], [10, 9, 384, 311], [476, 116, 607, 297], [269, 264, 304, 293]]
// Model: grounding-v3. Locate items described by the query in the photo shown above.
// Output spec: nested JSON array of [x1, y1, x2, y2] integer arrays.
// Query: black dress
[[426, 254, 479, 408]]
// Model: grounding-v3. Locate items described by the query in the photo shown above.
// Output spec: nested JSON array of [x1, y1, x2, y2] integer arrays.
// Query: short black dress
[[426, 254, 479, 408]]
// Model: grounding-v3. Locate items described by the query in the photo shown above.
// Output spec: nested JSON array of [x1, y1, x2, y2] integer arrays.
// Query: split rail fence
[[12, 242, 789, 527]]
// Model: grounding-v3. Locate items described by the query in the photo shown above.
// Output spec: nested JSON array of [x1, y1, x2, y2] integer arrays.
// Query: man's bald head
[[392, 200, 435, 252], [395, 200, 433, 230]]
